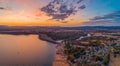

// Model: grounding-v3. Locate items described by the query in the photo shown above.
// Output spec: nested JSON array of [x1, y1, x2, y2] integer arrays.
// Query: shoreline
[[53, 42, 69, 66], [110, 55, 120, 66], [0, 33, 59, 44], [39, 34, 60, 44]]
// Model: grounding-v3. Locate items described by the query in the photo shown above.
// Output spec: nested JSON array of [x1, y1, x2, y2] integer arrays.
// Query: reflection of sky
[[0, 0, 120, 26], [0, 34, 55, 65]]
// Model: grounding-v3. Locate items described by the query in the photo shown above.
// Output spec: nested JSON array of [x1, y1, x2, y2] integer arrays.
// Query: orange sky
[[0, 0, 91, 26], [0, 8, 88, 26], [0, 0, 120, 26]]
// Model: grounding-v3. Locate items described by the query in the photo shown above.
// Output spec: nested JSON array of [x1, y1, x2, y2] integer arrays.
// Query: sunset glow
[[0, 0, 120, 26]]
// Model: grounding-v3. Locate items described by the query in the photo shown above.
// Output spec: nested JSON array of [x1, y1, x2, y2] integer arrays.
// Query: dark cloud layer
[[40, 0, 86, 21], [91, 11, 120, 20], [84, 11, 120, 26]]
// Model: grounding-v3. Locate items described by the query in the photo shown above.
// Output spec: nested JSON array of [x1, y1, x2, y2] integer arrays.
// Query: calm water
[[0, 34, 56, 66]]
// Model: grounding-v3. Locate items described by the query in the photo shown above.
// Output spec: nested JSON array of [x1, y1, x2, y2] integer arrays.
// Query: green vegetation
[[113, 47, 120, 57], [103, 54, 110, 65], [63, 41, 86, 63], [46, 31, 86, 40], [90, 40, 103, 46], [96, 55, 104, 61]]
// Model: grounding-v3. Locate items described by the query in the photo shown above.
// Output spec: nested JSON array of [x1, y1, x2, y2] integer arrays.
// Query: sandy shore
[[110, 56, 120, 66], [53, 54, 69, 66], [53, 43, 69, 66]]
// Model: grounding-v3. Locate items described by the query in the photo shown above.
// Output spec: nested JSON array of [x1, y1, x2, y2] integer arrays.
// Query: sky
[[0, 0, 120, 26]]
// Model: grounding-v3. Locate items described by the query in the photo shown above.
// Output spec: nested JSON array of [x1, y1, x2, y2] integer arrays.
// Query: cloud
[[40, 0, 86, 21], [84, 11, 120, 26], [91, 11, 120, 20]]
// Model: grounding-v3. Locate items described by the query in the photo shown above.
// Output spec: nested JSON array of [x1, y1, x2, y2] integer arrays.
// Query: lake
[[0, 34, 56, 66]]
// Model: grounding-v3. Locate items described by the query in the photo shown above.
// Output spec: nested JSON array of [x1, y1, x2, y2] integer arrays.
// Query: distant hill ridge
[[0, 26, 120, 30]]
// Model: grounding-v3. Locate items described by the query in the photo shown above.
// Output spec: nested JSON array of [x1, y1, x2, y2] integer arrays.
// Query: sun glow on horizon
[[0, 0, 91, 26], [0, 9, 88, 26], [1, 0, 119, 26]]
